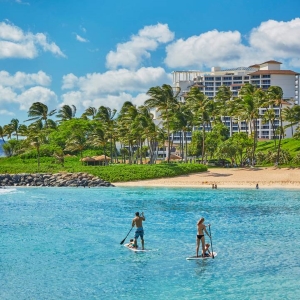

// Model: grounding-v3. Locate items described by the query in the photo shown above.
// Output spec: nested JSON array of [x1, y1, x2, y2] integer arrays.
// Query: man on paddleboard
[[132, 212, 145, 250]]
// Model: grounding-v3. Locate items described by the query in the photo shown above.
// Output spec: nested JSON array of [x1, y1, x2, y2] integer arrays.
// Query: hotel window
[[233, 81, 242, 84], [262, 85, 270, 89], [205, 82, 214, 86], [244, 76, 249, 80], [233, 76, 242, 80], [223, 82, 232, 86], [262, 75, 271, 78], [251, 75, 260, 79], [215, 77, 221, 81], [205, 87, 214, 91], [215, 82, 222, 86], [205, 92, 214, 96], [262, 80, 270, 84], [204, 77, 214, 81], [223, 76, 232, 80], [251, 80, 260, 85]]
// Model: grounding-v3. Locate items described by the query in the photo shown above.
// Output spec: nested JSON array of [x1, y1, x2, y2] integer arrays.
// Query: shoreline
[[113, 167, 300, 189]]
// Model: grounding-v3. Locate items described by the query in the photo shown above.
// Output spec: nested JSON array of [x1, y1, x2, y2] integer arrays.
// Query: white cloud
[[15, 86, 58, 110], [0, 71, 51, 89], [61, 67, 171, 112], [106, 23, 174, 70], [0, 21, 65, 59], [62, 67, 171, 94], [250, 18, 300, 57], [0, 109, 15, 116], [75, 34, 89, 43], [165, 30, 249, 69], [61, 91, 148, 112], [0, 86, 17, 102], [164, 18, 300, 69]]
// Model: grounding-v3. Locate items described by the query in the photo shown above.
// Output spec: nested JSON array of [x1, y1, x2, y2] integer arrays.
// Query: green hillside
[[256, 138, 300, 156]]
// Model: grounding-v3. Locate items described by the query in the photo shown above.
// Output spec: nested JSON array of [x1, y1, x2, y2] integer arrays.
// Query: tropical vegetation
[[1, 82, 300, 181]]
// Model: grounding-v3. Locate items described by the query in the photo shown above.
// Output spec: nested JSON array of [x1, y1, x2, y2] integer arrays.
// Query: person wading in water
[[132, 212, 145, 250]]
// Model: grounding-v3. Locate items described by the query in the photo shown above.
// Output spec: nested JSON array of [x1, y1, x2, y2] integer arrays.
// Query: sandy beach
[[114, 167, 300, 188]]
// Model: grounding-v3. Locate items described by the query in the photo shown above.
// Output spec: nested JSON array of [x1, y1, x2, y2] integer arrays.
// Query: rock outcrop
[[0, 172, 114, 187]]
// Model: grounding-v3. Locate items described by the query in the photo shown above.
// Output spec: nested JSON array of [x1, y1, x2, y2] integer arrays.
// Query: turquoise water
[[1, 187, 300, 300]]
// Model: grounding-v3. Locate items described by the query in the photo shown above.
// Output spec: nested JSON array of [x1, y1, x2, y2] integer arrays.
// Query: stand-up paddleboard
[[124, 243, 148, 252], [186, 252, 217, 260]]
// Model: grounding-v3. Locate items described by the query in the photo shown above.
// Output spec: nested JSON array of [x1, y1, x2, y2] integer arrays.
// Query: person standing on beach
[[132, 212, 145, 250], [196, 217, 210, 257]]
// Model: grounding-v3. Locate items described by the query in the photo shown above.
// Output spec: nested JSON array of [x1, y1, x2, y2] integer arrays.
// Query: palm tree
[[0, 126, 6, 143], [282, 105, 300, 136], [9, 118, 21, 140], [262, 108, 277, 149], [81, 106, 97, 119], [89, 123, 108, 164], [56, 104, 77, 122], [170, 102, 193, 162], [3, 124, 14, 140], [117, 101, 138, 164], [215, 85, 233, 135], [267, 86, 284, 165], [95, 106, 117, 163], [28, 134, 45, 169], [239, 84, 264, 165], [26, 102, 57, 128], [145, 84, 180, 163], [65, 132, 88, 159], [185, 87, 211, 163]]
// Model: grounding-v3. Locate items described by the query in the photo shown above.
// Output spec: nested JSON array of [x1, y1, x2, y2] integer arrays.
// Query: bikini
[[197, 234, 204, 239]]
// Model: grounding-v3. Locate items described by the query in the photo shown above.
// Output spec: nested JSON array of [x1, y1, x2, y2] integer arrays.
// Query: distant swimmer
[[256, 183, 259, 189], [132, 212, 145, 250]]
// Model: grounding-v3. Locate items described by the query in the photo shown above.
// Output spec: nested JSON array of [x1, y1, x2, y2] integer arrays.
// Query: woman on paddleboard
[[196, 217, 210, 257]]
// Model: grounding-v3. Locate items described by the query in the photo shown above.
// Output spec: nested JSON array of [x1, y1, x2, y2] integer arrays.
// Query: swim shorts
[[134, 227, 144, 239]]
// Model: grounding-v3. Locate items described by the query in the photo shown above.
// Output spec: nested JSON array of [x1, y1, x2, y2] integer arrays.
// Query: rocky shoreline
[[0, 172, 114, 188]]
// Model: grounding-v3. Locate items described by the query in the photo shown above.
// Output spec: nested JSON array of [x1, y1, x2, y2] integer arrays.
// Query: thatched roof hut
[[80, 156, 96, 165], [93, 155, 111, 161], [166, 154, 182, 160]]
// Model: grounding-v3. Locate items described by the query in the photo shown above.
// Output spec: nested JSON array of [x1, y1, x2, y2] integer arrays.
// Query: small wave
[[0, 187, 18, 194]]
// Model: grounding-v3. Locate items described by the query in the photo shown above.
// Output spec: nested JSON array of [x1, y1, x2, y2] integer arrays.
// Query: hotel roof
[[249, 70, 300, 75]]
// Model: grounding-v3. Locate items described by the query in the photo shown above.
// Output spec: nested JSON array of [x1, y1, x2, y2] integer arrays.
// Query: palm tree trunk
[[184, 131, 188, 163], [276, 104, 283, 165], [201, 115, 205, 164]]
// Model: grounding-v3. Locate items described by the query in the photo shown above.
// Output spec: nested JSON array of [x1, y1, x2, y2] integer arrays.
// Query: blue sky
[[1, 0, 300, 127]]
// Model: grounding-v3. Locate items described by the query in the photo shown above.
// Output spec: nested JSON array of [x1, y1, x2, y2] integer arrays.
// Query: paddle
[[120, 227, 133, 245], [208, 224, 214, 259]]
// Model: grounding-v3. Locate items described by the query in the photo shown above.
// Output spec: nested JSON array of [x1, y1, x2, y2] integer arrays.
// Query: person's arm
[[204, 226, 210, 237], [132, 218, 136, 227], [141, 212, 145, 221]]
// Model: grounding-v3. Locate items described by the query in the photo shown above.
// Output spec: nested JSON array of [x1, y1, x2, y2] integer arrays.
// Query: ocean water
[[1, 186, 300, 300]]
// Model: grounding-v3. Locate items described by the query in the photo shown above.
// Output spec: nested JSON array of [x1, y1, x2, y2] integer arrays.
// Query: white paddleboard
[[124, 243, 148, 252], [186, 252, 217, 260]]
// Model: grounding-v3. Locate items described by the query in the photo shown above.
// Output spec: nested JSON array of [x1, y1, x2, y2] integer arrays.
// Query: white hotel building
[[171, 60, 299, 140]]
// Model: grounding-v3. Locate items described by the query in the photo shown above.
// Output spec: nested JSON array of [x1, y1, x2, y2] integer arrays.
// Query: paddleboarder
[[196, 217, 210, 257], [132, 212, 145, 250]]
